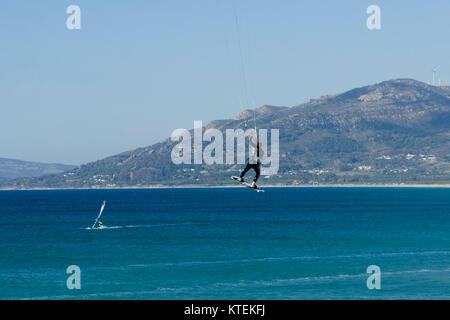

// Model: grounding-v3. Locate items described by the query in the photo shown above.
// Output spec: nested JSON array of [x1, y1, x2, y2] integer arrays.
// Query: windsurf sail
[[92, 200, 106, 229]]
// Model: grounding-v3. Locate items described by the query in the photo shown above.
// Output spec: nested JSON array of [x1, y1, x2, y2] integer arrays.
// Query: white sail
[[92, 200, 106, 229]]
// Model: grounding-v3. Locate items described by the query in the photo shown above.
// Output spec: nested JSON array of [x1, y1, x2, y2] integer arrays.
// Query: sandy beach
[[1, 183, 449, 191]]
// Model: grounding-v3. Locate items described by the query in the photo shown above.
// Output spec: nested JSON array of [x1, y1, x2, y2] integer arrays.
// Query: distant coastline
[[1, 183, 449, 191], [5, 79, 449, 189]]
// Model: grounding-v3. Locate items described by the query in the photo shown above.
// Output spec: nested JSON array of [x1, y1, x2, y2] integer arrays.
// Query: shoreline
[[1, 183, 449, 191]]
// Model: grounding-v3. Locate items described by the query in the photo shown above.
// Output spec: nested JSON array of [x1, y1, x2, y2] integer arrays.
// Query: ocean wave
[[18, 286, 192, 300], [124, 250, 450, 268], [214, 268, 450, 288], [83, 222, 196, 230], [17, 268, 450, 300]]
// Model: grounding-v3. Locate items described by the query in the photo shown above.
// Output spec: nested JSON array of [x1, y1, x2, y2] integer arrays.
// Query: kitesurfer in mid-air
[[237, 136, 263, 189]]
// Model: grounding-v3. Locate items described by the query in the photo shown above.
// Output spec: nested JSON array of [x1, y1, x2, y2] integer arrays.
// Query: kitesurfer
[[237, 136, 263, 189]]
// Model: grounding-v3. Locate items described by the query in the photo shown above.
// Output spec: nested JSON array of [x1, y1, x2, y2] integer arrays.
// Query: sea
[[0, 187, 449, 300]]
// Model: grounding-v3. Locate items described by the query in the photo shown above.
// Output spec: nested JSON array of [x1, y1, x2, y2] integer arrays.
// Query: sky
[[0, 0, 449, 165]]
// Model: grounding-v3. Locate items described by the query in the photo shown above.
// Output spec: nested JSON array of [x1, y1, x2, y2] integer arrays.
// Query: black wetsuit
[[239, 144, 261, 183]]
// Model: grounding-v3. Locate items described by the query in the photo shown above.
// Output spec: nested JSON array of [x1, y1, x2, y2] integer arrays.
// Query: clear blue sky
[[1, 0, 449, 164]]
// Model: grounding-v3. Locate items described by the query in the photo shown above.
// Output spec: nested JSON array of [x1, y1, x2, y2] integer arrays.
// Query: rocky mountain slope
[[2, 79, 449, 188]]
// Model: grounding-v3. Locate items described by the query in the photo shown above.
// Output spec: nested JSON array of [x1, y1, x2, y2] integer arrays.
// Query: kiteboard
[[231, 176, 264, 192]]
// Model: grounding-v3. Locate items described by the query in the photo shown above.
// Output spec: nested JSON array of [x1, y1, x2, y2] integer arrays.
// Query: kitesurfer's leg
[[239, 163, 252, 182], [253, 164, 260, 182], [249, 164, 260, 188]]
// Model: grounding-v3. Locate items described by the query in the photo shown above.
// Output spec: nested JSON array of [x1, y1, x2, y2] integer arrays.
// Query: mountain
[[2, 79, 449, 188], [0, 158, 76, 182]]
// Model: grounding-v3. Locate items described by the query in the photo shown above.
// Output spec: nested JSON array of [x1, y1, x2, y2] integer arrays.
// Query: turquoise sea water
[[0, 188, 449, 300]]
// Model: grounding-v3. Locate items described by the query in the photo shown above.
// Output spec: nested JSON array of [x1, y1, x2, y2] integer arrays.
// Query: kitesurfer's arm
[[250, 136, 257, 147], [250, 137, 264, 159]]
